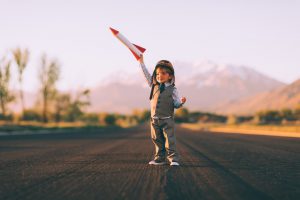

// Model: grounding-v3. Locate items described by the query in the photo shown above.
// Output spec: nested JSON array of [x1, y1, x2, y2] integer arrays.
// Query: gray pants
[[150, 117, 179, 162]]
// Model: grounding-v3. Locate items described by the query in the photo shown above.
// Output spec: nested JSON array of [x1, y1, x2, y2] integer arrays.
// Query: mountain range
[[214, 78, 300, 114], [13, 60, 299, 115], [88, 60, 289, 114]]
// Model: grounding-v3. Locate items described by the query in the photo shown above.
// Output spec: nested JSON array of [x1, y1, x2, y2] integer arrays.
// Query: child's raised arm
[[138, 55, 152, 87]]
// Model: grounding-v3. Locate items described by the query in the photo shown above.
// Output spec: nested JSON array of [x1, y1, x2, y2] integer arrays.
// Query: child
[[139, 55, 186, 166]]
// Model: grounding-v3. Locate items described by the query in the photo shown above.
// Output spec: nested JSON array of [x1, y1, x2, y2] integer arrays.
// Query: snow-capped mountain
[[214, 78, 300, 115], [8, 60, 289, 115], [174, 60, 282, 89], [89, 60, 285, 113]]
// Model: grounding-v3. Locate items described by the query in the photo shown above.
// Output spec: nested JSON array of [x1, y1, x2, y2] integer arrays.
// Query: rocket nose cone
[[109, 27, 119, 35]]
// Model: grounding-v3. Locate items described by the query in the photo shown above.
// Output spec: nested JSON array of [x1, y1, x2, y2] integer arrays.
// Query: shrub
[[22, 109, 42, 121], [104, 114, 117, 126]]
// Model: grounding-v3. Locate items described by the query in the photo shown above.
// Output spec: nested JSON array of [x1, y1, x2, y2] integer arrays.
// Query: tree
[[81, 113, 99, 125], [22, 109, 42, 121], [0, 57, 15, 117], [280, 108, 295, 121], [54, 93, 70, 122], [255, 110, 282, 124], [65, 89, 90, 122], [53, 89, 91, 122], [227, 115, 239, 125], [12, 48, 29, 116], [104, 114, 117, 126], [38, 55, 60, 122], [131, 109, 150, 123], [175, 107, 189, 123], [294, 104, 300, 120], [140, 110, 151, 122]]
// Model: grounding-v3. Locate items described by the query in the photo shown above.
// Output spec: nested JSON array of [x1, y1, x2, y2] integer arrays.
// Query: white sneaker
[[170, 161, 179, 166], [148, 160, 166, 165]]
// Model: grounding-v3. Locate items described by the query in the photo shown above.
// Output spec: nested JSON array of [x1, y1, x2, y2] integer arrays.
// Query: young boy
[[139, 55, 186, 166]]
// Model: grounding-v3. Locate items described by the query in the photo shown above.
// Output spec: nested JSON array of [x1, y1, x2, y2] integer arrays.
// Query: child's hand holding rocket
[[139, 55, 144, 64]]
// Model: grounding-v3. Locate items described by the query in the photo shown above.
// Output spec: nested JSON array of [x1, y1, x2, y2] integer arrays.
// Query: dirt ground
[[0, 125, 299, 200]]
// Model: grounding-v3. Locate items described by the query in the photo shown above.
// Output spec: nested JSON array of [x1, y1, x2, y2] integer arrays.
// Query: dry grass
[[0, 121, 107, 134], [0, 120, 87, 128], [181, 123, 300, 138]]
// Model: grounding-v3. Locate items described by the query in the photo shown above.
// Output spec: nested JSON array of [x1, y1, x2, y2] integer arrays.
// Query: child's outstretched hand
[[138, 55, 144, 64], [181, 97, 186, 104]]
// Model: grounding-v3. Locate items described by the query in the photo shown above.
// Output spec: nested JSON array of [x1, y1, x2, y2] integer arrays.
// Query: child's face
[[156, 68, 172, 83]]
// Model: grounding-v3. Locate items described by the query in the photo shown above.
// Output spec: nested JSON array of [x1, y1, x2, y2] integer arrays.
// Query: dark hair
[[155, 66, 173, 75]]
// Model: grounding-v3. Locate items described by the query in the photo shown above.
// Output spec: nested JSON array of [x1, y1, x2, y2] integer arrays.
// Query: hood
[[151, 60, 175, 85]]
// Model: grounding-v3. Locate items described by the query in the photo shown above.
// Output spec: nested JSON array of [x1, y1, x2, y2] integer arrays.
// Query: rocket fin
[[129, 49, 141, 60], [133, 44, 146, 53]]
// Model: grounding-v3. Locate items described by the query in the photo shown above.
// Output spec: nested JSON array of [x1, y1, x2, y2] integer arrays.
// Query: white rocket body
[[110, 27, 146, 60]]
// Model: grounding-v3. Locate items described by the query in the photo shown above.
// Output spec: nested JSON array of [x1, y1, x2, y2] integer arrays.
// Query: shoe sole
[[149, 162, 166, 165], [170, 162, 180, 166]]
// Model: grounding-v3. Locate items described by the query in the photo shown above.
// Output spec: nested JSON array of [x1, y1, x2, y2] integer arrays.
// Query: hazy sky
[[1, 0, 300, 92]]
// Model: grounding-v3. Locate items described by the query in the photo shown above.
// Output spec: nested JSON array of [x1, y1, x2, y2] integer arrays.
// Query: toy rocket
[[109, 27, 146, 60]]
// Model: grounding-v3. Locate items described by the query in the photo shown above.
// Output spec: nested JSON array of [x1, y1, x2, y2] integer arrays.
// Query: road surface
[[0, 125, 299, 200]]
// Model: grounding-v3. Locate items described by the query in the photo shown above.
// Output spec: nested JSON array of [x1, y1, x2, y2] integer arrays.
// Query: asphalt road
[[0, 125, 299, 200]]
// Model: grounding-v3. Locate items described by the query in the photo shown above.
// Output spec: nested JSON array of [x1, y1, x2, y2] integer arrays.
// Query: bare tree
[[67, 89, 91, 122], [12, 48, 29, 116], [38, 54, 60, 123], [54, 93, 70, 123], [55, 89, 90, 122], [0, 57, 15, 117]]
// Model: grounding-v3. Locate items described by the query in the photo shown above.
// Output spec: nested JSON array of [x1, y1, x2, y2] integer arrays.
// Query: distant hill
[[214, 79, 300, 115], [13, 61, 289, 114], [88, 60, 285, 113]]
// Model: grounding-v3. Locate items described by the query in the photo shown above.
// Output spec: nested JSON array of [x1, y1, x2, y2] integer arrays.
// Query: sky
[[0, 0, 300, 92]]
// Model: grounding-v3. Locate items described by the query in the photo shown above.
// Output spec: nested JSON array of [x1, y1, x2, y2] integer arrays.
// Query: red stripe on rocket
[[109, 27, 146, 60]]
